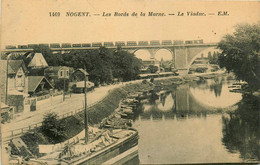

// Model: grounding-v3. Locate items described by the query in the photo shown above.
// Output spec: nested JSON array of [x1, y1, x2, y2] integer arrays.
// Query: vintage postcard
[[1, 0, 259, 164]]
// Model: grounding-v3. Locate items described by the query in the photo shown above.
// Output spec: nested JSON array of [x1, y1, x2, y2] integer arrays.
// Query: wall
[[37, 94, 63, 110], [24, 94, 63, 112]]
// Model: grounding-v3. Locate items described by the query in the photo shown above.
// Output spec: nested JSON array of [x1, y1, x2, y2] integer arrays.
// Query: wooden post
[[84, 68, 88, 143], [63, 79, 66, 101]]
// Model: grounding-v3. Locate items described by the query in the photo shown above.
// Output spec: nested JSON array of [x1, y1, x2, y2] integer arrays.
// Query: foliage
[[41, 112, 66, 143], [208, 51, 219, 64], [222, 95, 260, 160], [218, 22, 260, 89], [5, 45, 142, 85], [32, 46, 142, 85], [1, 112, 11, 124], [148, 65, 159, 73], [112, 49, 142, 81]]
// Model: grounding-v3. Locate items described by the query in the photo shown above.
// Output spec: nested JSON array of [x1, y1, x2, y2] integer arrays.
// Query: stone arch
[[187, 47, 220, 69], [133, 49, 153, 60], [154, 48, 174, 61]]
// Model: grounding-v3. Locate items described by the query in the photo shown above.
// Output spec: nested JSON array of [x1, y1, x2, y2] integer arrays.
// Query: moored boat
[[27, 129, 138, 165]]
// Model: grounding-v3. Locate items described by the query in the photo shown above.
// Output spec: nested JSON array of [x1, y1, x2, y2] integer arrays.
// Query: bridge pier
[[173, 46, 189, 74]]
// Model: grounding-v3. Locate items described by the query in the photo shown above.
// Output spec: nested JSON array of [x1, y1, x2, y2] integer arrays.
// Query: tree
[[212, 51, 218, 64], [30, 45, 142, 85], [112, 49, 142, 81], [41, 112, 66, 143], [149, 65, 159, 73], [208, 52, 213, 63], [218, 22, 260, 90]]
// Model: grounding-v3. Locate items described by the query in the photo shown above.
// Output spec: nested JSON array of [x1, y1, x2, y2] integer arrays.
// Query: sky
[[1, 0, 259, 49]]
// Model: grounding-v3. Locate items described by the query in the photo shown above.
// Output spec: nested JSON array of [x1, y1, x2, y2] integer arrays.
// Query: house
[[69, 69, 94, 93], [27, 53, 48, 69], [0, 60, 29, 113], [70, 69, 89, 82], [28, 76, 54, 96], [0, 60, 29, 94], [25, 52, 48, 76], [44, 66, 74, 91]]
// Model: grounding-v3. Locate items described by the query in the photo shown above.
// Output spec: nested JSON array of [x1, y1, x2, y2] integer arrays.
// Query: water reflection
[[190, 78, 242, 108], [138, 77, 242, 120], [222, 94, 260, 161], [130, 76, 259, 164]]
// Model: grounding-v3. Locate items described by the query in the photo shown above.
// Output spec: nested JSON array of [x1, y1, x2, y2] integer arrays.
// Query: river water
[[126, 76, 260, 164]]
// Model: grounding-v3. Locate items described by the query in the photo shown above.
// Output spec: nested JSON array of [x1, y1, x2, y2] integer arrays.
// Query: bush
[[41, 112, 66, 143]]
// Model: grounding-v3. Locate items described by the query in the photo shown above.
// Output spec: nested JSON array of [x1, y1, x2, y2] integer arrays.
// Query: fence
[[24, 92, 64, 113]]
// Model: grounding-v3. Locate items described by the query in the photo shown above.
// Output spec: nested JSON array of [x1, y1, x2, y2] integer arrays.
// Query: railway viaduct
[[2, 42, 218, 71]]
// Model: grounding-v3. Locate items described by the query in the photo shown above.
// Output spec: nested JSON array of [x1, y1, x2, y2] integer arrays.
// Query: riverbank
[[8, 72, 228, 157]]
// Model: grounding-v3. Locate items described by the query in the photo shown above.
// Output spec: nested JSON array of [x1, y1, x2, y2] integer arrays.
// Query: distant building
[[27, 53, 48, 69], [142, 58, 160, 68], [141, 58, 160, 73], [69, 69, 94, 93], [44, 66, 74, 91], [70, 69, 89, 82], [25, 52, 48, 76]]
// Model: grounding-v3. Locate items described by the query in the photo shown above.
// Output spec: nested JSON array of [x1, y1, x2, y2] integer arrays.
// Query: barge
[[28, 129, 138, 165]]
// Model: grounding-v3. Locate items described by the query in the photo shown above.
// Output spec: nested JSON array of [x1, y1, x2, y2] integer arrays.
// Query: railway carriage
[[62, 43, 72, 48], [150, 40, 160, 45], [50, 43, 61, 48], [72, 44, 82, 48], [17, 45, 28, 49], [92, 42, 103, 47], [162, 40, 172, 45], [173, 40, 184, 45], [115, 41, 125, 46], [39, 44, 50, 48], [5, 45, 16, 49], [185, 40, 193, 44], [104, 42, 114, 47], [138, 41, 149, 46], [127, 41, 137, 46], [82, 43, 91, 47], [28, 44, 39, 49]]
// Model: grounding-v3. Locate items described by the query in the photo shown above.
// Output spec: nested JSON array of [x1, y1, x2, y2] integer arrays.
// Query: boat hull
[[70, 130, 139, 165]]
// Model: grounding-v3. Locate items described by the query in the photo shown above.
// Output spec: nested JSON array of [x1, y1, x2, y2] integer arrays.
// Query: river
[[125, 76, 260, 164]]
